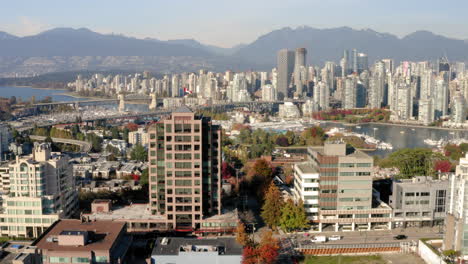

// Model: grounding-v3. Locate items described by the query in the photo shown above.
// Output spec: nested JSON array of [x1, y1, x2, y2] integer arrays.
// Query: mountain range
[[0, 26, 467, 77]]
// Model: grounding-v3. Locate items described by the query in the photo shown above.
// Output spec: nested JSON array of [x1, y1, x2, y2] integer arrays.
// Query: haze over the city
[[2, 0, 468, 47], [1, 2, 468, 264]]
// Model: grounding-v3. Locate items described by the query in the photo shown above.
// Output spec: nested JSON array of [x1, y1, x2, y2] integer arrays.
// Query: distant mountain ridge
[[0, 26, 467, 77], [233, 26, 468, 66]]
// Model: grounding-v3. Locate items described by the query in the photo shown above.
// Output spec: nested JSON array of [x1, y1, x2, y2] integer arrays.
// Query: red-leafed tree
[[242, 246, 259, 264], [434, 160, 452, 173], [258, 243, 280, 263], [126, 123, 139, 131], [222, 162, 235, 179]]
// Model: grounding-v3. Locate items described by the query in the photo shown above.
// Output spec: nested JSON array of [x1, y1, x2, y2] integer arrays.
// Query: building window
[[95, 256, 108, 263], [405, 192, 415, 197], [357, 163, 372, 167], [50, 257, 71, 263], [72, 257, 90, 263]]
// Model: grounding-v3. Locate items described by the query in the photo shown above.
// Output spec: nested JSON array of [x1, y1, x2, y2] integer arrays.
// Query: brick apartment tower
[[148, 106, 222, 230]]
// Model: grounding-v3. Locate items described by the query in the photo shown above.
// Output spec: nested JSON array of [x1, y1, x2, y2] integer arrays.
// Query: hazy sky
[[1, 0, 467, 47]]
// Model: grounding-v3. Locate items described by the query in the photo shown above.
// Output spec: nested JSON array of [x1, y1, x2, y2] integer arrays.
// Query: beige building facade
[[0, 143, 77, 238]]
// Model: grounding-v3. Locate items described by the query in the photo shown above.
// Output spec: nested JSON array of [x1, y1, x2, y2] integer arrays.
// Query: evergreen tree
[[260, 182, 284, 230], [130, 144, 147, 162]]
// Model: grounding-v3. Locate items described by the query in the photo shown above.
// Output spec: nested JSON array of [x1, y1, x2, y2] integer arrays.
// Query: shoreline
[[320, 120, 467, 132], [4, 85, 68, 91]]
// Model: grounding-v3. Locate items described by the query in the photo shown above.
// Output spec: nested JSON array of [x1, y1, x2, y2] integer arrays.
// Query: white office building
[[293, 163, 320, 221]]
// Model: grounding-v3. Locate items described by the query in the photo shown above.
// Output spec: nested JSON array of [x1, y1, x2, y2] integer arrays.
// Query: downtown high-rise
[[277, 49, 295, 99]]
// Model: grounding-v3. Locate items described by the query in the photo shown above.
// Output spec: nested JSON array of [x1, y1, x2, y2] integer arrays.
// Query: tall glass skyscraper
[[277, 49, 295, 99]]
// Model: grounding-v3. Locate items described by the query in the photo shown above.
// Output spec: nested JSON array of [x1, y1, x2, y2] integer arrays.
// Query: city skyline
[[1, 0, 468, 48]]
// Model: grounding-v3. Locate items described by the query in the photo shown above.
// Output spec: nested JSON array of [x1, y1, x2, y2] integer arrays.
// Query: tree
[[249, 159, 273, 179], [130, 144, 147, 162], [283, 166, 294, 186], [275, 136, 289, 147], [235, 223, 250, 246], [443, 249, 460, 263], [87, 133, 103, 153], [126, 123, 139, 131], [140, 168, 149, 186], [285, 130, 296, 145], [242, 246, 259, 264], [301, 127, 326, 146], [222, 162, 235, 179], [238, 127, 252, 144], [279, 199, 308, 232], [261, 182, 284, 230], [110, 127, 120, 140], [295, 199, 309, 230], [434, 160, 452, 173], [258, 230, 280, 264], [387, 148, 446, 178], [257, 242, 279, 264], [247, 159, 274, 198]]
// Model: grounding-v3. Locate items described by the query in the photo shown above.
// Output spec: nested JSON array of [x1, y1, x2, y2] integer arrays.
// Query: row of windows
[[47, 256, 106, 263], [201, 222, 237, 227], [338, 206, 370, 210], [339, 189, 369, 195], [304, 187, 319, 192], [405, 200, 430, 205], [339, 172, 371, 176], [338, 197, 370, 202], [304, 204, 319, 208], [304, 179, 319, 183], [6, 201, 41, 207], [1, 217, 53, 223], [340, 163, 372, 168], [340, 180, 369, 185], [405, 192, 430, 197], [6, 209, 42, 215]]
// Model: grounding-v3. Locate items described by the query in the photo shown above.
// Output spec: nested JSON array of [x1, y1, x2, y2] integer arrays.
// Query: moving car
[[328, 235, 342, 241], [311, 236, 327, 243], [394, 235, 407, 240]]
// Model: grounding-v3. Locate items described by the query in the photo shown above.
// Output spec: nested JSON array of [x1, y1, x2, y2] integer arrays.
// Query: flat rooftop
[[152, 237, 242, 256], [34, 219, 126, 252], [85, 203, 166, 221], [296, 163, 318, 174]]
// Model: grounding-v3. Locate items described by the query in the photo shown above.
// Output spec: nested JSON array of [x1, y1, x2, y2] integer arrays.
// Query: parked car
[[394, 235, 407, 240], [311, 236, 327, 243], [328, 235, 342, 241]]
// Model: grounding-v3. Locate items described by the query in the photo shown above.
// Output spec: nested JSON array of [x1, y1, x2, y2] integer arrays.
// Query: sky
[[1, 0, 467, 48]]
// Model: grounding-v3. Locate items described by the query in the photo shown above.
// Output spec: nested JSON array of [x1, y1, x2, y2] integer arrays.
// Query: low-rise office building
[[34, 219, 131, 264], [389, 176, 449, 228], [293, 141, 392, 232], [293, 163, 319, 221], [151, 237, 242, 264]]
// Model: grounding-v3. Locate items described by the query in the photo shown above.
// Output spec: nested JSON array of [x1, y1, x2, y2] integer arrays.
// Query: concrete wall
[[418, 240, 447, 264]]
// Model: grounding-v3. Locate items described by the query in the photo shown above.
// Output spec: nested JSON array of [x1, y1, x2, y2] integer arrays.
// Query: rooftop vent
[[161, 237, 169, 245]]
